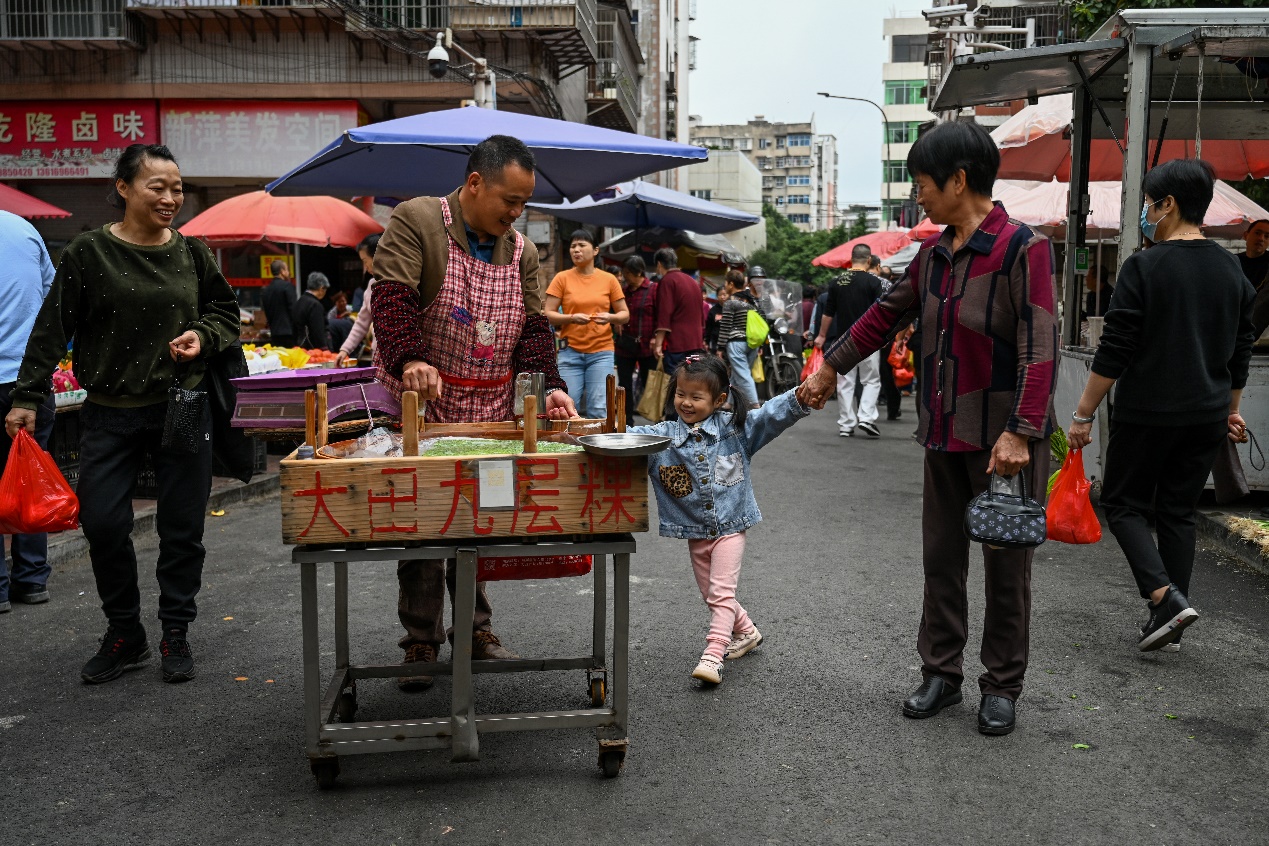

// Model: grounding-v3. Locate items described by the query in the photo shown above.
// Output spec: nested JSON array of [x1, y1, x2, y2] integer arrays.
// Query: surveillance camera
[[427, 42, 449, 79], [921, 4, 968, 21]]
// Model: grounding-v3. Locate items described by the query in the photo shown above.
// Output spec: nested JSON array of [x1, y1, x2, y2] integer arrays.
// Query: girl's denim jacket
[[630, 388, 811, 539]]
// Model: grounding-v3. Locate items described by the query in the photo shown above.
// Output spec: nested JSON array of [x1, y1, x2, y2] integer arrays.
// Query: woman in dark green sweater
[[5, 143, 239, 685]]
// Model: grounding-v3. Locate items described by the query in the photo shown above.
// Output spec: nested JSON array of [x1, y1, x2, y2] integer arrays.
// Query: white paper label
[[478, 459, 516, 510]]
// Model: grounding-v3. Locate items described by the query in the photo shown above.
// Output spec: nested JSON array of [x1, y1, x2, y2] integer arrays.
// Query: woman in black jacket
[[1068, 159, 1256, 654]]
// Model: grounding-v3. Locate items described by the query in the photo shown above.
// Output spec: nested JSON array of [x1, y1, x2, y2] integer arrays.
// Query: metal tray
[[577, 433, 671, 457]]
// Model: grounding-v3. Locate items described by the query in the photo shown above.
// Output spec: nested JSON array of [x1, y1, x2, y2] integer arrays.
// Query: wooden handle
[[315, 382, 329, 449], [615, 386, 627, 433], [605, 373, 617, 433], [402, 391, 419, 456], [523, 394, 538, 453], [304, 389, 316, 446]]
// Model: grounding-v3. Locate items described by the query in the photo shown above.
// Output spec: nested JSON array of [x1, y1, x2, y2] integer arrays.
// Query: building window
[[720, 138, 733, 150], [773, 176, 786, 187], [787, 214, 811, 224], [795, 156, 813, 167], [884, 160, 910, 183], [787, 195, 809, 205], [884, 80, 926, 106], [758, 138, 770, 149], [737, 138, 752, 151], [689, 189, 712, 201], [787, 175, 810, 186], [787, 133, 812, 147], [762, 194, 772, 204], [891, 34, 928, 64], [757, 156, 771, 169], [774, 196, 785, 206], [884, 121, 923, 144], [775, 136, 786, 148], [762, 177, 775, 188]]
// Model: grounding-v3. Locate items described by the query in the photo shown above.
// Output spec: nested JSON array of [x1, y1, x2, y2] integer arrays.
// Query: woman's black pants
[[78, 404, 213, 632], [1101, 418, 1227, 600]]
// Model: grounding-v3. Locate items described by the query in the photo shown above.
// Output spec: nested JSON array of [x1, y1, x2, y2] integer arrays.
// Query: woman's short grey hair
[[306, 272, 329, 291]]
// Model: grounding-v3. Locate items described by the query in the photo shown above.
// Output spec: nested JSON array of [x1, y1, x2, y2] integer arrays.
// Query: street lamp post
[[818, 91, 891, 229]]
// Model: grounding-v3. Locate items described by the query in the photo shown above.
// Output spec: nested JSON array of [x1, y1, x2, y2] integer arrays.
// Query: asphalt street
[[3, 395, 1268, 846]]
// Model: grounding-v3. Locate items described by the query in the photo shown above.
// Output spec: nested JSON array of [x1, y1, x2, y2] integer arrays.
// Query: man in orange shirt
[[544, 229, 630, 418]]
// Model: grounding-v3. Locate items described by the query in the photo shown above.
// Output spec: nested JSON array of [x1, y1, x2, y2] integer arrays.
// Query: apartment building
[[881, 13, 936, 229], [685, 151, 765, 257], [633, 0, 693, 190], [689, 116, 838, 233]]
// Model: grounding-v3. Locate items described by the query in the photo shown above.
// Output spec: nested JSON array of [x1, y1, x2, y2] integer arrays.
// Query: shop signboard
[[161, 100, 359, 180], [0, 100, 159, 179]]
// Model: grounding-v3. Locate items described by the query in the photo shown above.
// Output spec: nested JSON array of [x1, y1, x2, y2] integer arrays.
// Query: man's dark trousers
[[0, 383, 55, 602], [920, 437, 1049, 701]]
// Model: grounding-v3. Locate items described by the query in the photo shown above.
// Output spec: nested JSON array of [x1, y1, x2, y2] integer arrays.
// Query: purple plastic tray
[[230, 365, 378, 390]]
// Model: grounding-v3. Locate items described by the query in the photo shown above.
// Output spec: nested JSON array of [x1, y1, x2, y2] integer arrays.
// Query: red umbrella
[[812, 230, 913, 268], [0, 184, 71, 219], [179, 191, 382, 247], [906, 217, 943, 241]]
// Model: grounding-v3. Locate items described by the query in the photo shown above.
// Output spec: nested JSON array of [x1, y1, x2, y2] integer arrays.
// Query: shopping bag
[[801, 346, 823, 381], [751, 356, 765, 384], [745, 309, 770, 349], [1045, 448, 1101, 544], [887, 340, 909, 369], [636, 359, 669, 423], [0, 428, 79, 534]]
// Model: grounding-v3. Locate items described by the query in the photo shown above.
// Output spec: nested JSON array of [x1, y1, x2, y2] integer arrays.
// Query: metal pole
[[819, 92, 890, 228], [1062, 86, 1094, 347], [1119, 39, 1154, 265]]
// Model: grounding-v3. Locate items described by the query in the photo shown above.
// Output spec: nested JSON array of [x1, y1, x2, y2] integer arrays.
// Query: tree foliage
[[745, 206, 870, 289], [1072, 0, 1269, 38]]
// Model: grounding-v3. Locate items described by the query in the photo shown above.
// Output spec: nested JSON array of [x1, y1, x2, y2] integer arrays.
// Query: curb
[[47, 472, 281, 570], [1196, 508, 1269, 578]]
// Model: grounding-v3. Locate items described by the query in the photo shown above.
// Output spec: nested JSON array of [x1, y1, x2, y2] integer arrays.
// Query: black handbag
[[964, 470, 1047, 550], [162, 371, 208, 454]]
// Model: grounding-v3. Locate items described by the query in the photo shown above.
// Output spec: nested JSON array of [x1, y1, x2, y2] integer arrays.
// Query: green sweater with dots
[[14, 224, 240, 409]]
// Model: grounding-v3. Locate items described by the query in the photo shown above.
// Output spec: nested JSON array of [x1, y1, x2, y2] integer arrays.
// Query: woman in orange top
[[545, 229, 629, 418]]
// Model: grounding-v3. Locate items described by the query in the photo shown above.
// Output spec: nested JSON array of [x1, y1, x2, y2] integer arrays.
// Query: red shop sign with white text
[[0, 100, 159, 179]]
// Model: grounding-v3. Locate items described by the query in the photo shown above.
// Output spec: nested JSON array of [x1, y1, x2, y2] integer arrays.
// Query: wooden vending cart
[[281, 379, 649, 785]]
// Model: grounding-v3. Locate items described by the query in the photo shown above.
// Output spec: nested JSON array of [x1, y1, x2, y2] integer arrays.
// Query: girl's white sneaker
[[725, 627, 763, 660], [692, 655, 723, 684]]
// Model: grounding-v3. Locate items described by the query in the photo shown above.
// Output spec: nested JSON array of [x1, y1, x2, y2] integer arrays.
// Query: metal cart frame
[[293, 533, 636, 786]]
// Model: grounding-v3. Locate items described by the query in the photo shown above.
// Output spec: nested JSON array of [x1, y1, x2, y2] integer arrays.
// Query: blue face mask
[[1140, 199, 1164, 241]]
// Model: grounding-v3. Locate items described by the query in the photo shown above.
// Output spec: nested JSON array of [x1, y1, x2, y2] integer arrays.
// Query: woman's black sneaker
[[159, 628, 196, 683], [1139, 586, 1198, 652], [82, 626, 151, 684]]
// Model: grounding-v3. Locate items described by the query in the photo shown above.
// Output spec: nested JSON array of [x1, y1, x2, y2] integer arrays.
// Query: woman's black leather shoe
[[978, 694, 1016, 735], [901, 677, 962, 719]]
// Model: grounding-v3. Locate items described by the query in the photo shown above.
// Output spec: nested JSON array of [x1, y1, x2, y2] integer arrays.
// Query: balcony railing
[[1, 0, 143, 45], [586, 6, 639, 131]]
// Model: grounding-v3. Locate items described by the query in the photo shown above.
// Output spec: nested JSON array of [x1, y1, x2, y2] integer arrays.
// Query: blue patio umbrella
[[266, 107, 708, 202], [528, 179, 761, 235]]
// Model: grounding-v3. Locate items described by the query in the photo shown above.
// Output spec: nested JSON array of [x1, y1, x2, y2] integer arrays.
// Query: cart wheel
[[589, 677, 607, 708], [311, 758, 340, 790], [336, 690, 357, 722], [599, 749, 624, 778]]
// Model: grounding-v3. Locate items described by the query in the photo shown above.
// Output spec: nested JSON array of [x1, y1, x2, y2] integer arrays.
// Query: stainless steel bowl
[[577, 433, 671, 457]]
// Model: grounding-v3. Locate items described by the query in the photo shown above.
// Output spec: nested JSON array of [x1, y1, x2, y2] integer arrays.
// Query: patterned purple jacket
[[824, 203, 1058, 452]]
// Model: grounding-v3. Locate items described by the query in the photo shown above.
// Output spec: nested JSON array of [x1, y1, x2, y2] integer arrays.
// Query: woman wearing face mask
[[1068, 158, 1256, 654]]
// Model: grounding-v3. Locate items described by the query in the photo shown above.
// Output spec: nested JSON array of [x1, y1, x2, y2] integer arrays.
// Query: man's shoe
[[1141, 623, 1184, 653], [902, 676, 962, 719], [13, 586, 49, 604], [159, 628, 196, 683], [856, 421, 881, 439], [692, 654, 723, 685], [0, 600, 9, 614], [978, 694, 1016, 735], [398, 642, 438, 691], [725, 627, 763, 660], [472, 630, 520, 660], [839, 428, 854, 438], [1139, 586, 1198, 652], [81, 625, 150, 684]]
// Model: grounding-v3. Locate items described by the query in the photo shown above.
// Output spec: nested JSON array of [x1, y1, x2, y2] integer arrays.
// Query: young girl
[[631, 355, 813, 685]]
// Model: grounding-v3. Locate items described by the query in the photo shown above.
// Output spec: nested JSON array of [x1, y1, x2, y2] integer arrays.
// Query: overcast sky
[[690, 0, 931, 208]]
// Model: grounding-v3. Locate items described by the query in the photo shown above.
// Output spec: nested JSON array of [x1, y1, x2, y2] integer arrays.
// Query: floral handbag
[[964, 470, 1047, 550]]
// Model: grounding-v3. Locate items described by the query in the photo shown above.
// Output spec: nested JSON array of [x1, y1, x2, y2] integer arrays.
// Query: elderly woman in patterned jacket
[[370, 135, 579, 691], [800, 121, 1059, 737]]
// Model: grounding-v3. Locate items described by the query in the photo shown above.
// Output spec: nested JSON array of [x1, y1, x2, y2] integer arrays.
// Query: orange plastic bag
[[1045, 448, 1101, 544], [801, 347, 824, 381], [889, 341, 915, 387], [0, 428, 79, 534]]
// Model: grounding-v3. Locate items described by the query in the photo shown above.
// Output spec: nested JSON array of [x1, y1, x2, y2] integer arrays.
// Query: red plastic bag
[[889, 341, 915, 387], [1045, 448, 1101, 544], [887, 340, 909, 369], [801, 347, 824, 382], [0, 428, 79, 534]]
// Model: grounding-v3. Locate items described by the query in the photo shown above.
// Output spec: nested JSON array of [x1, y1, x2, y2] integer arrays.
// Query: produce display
[[318, 429, 583, 459], [53, 359, 86, 407], [242, 345, 342, 374]]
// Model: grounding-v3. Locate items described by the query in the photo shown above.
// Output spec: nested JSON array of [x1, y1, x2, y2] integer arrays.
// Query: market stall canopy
[[811, 230, 913, 268], [0, 184, 71, 219], [906, 217, 942, 240], [266, 106, 708, 202], [992, 95, 1269, 182], [599, 227, 745, 267], [993, 177, 1269, 239], [528, 180, 760, 235], [179, 191, 383, 248]]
